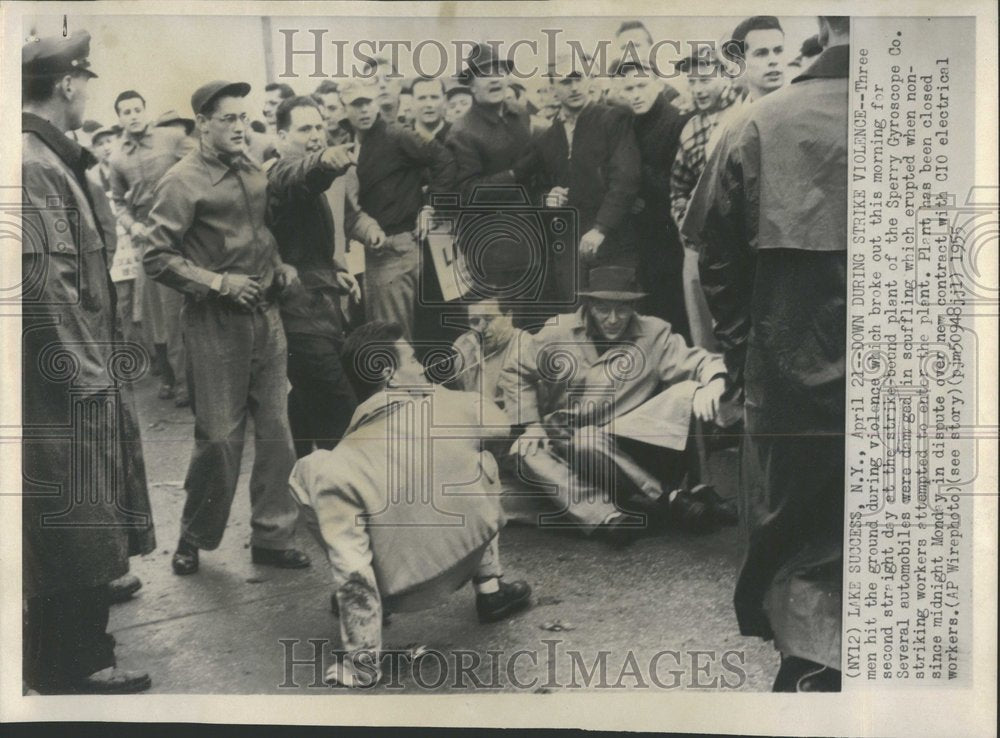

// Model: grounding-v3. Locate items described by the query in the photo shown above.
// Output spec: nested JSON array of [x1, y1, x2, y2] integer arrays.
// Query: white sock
[[475, 577, 500, 594]]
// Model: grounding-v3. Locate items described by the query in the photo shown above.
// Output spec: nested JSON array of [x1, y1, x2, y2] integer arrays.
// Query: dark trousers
[[286, 332, 358, 458], [23, 586, 114, 693]]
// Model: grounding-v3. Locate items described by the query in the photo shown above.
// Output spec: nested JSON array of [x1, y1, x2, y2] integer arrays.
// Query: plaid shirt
[[669, 84, 742, 231]]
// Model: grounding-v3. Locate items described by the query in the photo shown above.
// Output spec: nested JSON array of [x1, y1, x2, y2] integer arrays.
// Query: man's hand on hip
[[220, 274, 262, 310]]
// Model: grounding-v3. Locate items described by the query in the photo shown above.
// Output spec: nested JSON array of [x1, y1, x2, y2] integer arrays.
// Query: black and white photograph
[[1, 1, 996, 735]]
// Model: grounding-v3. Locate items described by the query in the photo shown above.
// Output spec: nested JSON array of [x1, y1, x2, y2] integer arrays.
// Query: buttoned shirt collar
[[415, 119, 445, 142], [198, 139, 257, 186], [120, 124, 153, 153]]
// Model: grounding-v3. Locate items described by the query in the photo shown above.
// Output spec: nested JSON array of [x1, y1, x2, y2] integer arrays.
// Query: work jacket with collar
[[289, 386, 507, 611], [499, 308, 727, 428], [514, 102, 641, 247], [109, 124, 194, 230], [350, 116, 456, 236], [266, 149, 352, 336], [687, 45, 850, 660], [21, 112, 155, 599], [143, 140, 286, 299], [446, 101, 532, 205], [690, 44, 849, 402]]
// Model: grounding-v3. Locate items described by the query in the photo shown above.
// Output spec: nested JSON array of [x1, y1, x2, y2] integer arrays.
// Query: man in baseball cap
[[143, 78, 310, 577]]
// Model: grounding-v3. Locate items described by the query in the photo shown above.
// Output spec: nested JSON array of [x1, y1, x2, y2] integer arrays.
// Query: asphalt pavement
[[109, 375, 778, 693]]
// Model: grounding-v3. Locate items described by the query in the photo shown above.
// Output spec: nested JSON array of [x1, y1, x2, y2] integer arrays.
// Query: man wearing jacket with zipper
[[144, 80, 310, 577], [339, 79, 455, 339], [266, 95, 363, 457], [513, 52, 642, 306]]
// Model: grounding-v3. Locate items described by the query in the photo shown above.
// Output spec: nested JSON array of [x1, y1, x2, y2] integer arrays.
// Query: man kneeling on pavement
[[499, 266, 736, 545], [289, 321, 533, 687]]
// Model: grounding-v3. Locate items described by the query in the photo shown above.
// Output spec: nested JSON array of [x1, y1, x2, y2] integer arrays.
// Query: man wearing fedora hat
[[499, 266, 732, 545], [143, 79, 310, 576], [22, 29, 156, 694], [155, 109, 196, 137]]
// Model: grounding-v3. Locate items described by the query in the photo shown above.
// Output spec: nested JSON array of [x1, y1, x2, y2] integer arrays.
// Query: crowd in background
[[22, 14, 847, 694]]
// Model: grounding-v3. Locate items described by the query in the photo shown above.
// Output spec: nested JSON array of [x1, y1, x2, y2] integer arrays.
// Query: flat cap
[[338, 79, 380, 105], [90, 125, 118, 145], [674, 45, 722, 74], [22, 30, 97, 78], [445, 83, 472, 100], [190, 80, 251, 116]]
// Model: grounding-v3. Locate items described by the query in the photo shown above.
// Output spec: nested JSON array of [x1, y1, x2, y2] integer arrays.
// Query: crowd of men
[[21, 15, 846, 694]]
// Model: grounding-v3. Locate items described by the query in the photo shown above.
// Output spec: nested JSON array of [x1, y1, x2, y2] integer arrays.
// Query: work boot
[[171, 539, 199, 575], [69, 667, 151, 695], [476, 579, 532, 623], [108, 573, 142, 603], [173, 388, 191, 408]]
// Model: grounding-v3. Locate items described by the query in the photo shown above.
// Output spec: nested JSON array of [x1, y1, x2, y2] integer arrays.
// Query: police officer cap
[[22, 30, 98, 78]]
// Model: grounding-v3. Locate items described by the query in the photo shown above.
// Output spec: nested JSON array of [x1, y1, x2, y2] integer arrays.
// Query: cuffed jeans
[[180, 300, 298, 550]]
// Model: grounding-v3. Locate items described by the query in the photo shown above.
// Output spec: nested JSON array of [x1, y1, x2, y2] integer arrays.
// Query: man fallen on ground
[[289, 321, 533, 687], [498, 267, 736, 546]]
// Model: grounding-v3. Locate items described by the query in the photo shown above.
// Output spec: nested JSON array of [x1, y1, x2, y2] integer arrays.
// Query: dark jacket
[[515, 102, 641, 265], [266, 150, 351, 336], [631, 95, 693, 337], [446, 102, 532, 205], [352, 116, 455, 235], [689, 45, 850, 654], [21, 113, 155, 599]]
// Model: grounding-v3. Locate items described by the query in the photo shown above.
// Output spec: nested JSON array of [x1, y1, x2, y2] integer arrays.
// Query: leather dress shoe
[[108, 573, 142, 603], [600, 513, 645, 548], [689, 484, 738, 526], [171, 543, 199, 575], [251, 546, 311, 569], [476, 579, 532, 623], [666, 489, 717, 534], [70, 667, 152, 694]]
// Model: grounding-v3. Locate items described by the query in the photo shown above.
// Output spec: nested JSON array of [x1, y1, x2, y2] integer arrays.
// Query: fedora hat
[[457, 42, 514, 84], [578, 266, 647, 301]]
